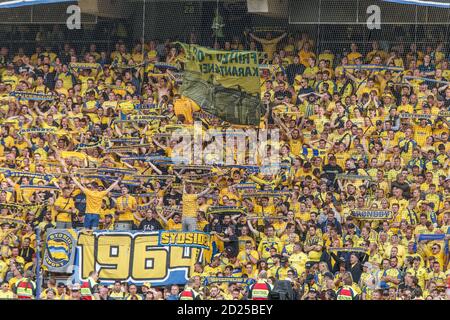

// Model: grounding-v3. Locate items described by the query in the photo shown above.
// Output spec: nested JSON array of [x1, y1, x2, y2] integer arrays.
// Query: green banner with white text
[[176, 43, 262, 126]]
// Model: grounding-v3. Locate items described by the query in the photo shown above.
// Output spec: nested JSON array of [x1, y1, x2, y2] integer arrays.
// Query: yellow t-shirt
[[237, 249, 259, 266], [413, 125, 432, 146], [173, 97, 200, 124], [56, 72, 74, 90], [258, 38, 284, 61], [289, 252, 308, 276], [115, 195, 137, 222], [166, 218, 182, 231], [182, 193, 198, 218], [2, 74, 19, 88], [0, 290, 14, 299], [52, 196, 75, 223], [84, 189, 108, 215], [257, 236, 283, 259], [347, 52, 363, 64], [299, 50, 316, 67], [0, 260, 8, 280], [406, 267, 428, 289]]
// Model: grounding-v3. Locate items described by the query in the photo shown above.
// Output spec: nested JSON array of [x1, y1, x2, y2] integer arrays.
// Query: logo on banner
[[45, 232, 75, 269]]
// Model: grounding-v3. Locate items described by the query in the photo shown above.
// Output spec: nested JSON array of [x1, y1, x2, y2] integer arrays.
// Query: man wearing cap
[[360, 262, 375, 294], [382, 93, 396, 108], [69, 283, 82, 300], [322, 155, 343, 190], [303, 287, 319, 300], [0, 281, 13, 299], [267, 254, 282, 278], [101, 213, 115, 230], [141, 282, 152, 296], [300, 272, 319, 299], [203, 254, 222, 276], [275, 256, 297, 280], [56, 282, 69, 300]]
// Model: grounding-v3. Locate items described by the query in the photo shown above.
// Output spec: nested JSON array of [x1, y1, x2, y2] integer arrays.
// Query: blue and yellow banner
[[328, 247, 367, 254], [43, 229, 77, 273], [207, 206, 247, 215], [10, 91, 55, 101], [69, 62, 100, 70], [335, 174, 372, 181], [203, 276, 256, 286], [18, 128, 56, 135], [343, 64, 404, 72], [158, 231, 210, 249], [302, 147, 327, 158], [73, 231, 210, 286], [0, 168, 54, 180]]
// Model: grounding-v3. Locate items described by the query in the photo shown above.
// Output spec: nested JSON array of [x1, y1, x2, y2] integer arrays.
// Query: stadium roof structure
[[0, 0, 75, 8], [0, 0, 449, 9], [383, 0, 450, 8]]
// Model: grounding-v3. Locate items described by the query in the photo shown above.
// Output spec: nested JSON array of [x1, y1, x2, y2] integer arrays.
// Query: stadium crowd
[[0, 30, 449, 300]]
